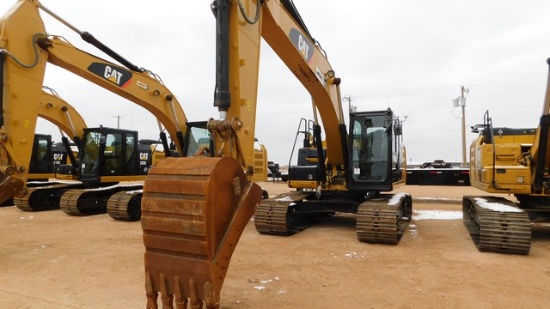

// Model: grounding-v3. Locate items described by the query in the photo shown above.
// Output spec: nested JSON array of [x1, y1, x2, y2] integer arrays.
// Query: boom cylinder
[[213, 0, 231, 112], [543, 58, 550, 116], [39, 3, 142, 73]]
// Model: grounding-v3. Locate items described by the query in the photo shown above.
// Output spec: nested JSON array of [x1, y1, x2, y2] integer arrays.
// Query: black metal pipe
[[80, 31, 142, 73], [280, 0, 313, 41], [339, 123, 349, 182], [73, 136, 82, 150], [533, 115, 550, 193], [313, 124, 326, 184], [176, 131, 185, 157], [159, 132, 171, 157], [61, 136, 79, 175], [213, 0, 231, 112]]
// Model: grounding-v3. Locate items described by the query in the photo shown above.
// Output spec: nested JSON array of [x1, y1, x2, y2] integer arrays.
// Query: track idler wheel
[[142, 157, 262, 308]]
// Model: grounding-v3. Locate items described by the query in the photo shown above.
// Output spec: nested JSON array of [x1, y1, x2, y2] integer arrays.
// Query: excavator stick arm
[[0, 0, 48, 203]]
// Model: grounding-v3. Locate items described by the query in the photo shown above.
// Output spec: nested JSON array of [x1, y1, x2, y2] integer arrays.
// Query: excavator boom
[[37, 35, 189, 154]]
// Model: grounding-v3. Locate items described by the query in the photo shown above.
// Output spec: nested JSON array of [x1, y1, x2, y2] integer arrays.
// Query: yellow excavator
[[12, 86, 166, 219], [35, 87, 85, 179], [464, 58, 550, 255], [0, 87, 83, 207], [140, 1, 409, 308], [34, 91, 267, 217], [1, 0, 199, 218], [11, 88, 87, 210], [2, 1, 408, 307]]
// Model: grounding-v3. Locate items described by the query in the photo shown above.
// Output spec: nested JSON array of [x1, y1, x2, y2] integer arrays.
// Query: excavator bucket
[[141, 156, 262, 308], [0, 147, 25, 204], [0, 174, 25, 204]]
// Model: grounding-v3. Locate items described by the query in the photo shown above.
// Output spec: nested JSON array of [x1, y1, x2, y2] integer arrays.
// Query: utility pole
[[113, 114, 122, 129], [344, 95, 355, 113], [453, 86, 469, 168]]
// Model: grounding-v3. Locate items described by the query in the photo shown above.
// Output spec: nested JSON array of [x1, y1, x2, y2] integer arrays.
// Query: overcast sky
[[3, 0, 550, 165]]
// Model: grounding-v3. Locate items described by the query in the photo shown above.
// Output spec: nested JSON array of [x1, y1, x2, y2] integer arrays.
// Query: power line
[[356, 85, 457, 99], [353, 81, 543, 99]]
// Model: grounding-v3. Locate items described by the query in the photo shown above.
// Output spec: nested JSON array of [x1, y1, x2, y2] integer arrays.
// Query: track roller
[[254, 191, 313, 235], [463, 196, 531, 255], [107, 189, 143, 221], [356, 193, 412, 245]]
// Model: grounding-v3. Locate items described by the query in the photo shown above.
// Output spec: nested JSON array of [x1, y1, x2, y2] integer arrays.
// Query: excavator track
[[463, 196, 531, 255], [15, 182, 83, 211], [254, 191, 312, 235], [107, 189, 143, 221], [60, 183, 143, 216], [141, 157, 262, 309], [356, 193, 413, 245]]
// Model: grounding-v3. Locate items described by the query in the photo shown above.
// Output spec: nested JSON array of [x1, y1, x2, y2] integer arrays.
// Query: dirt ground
[[1, 183, 549, 309]]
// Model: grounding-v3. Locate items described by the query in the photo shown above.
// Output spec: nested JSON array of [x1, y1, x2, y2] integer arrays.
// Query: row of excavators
[[1, 0, 549, 308], [5, 86, 269, 219], [0, 0, 410, 307], [10, 87, 158, 219]]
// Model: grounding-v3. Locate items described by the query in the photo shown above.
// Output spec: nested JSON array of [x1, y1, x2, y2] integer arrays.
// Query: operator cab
[[183, 121, 211, 157], [347, 108, 405, 193], [286, 109, 405, 194], [28, 134, 54, 179], [78, 127, 147, 187]]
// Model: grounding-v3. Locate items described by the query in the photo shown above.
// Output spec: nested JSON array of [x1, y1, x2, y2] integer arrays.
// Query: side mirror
[[394, 122, 402, 136]]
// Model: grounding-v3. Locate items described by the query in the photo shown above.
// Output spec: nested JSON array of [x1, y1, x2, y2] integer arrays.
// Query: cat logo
[[88, 62, 133, 88], [140, 153, 149, 161], [289, 28, 314, 63], [53, 153, 64, 161], [104, 66, 123, 84]]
